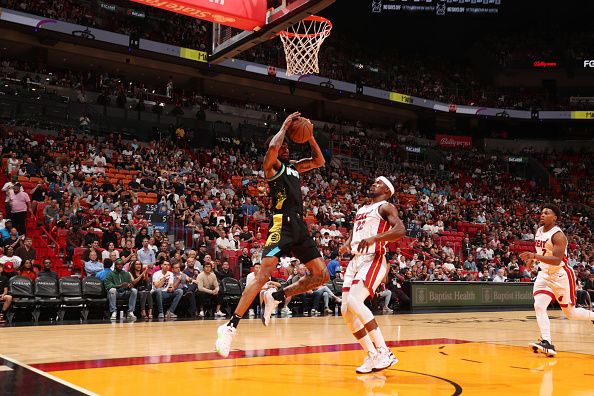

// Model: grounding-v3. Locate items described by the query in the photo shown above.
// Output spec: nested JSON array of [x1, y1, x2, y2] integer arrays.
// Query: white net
[[279, 16, 332, 76]]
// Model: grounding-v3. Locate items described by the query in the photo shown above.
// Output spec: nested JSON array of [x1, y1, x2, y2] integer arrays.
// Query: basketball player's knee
[[311, 269, 329, 286], [347, 294, 365, 314], [534, 300, 547, 313]]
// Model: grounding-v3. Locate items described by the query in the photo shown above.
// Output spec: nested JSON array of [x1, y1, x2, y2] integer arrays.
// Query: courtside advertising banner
[[130, 0, 266, 30], [435, 134, 473, 149]]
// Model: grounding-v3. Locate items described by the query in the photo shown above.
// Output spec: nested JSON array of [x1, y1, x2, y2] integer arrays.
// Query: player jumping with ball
[[216, 112, 329, 357]]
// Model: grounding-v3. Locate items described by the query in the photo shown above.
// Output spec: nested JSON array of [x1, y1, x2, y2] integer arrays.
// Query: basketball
[[287, 117, 313, 144]]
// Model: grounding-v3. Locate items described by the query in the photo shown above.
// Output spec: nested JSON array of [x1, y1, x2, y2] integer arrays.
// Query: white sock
[[367, 326, 388, 350], [356, 329, 377, 354]]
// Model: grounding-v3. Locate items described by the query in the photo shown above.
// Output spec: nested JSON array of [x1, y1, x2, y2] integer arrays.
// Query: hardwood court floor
[[1, 311, 593, 395]]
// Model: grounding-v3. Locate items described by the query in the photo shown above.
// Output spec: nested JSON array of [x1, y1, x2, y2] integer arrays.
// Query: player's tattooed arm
[[263, 112, 301, 177], [284, 266, 330, 296], [293, 136, 325, 173]]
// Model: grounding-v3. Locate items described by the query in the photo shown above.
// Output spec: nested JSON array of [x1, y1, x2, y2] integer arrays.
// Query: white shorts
[[533, 266, 576, 307], [342, 253, 387, 295]]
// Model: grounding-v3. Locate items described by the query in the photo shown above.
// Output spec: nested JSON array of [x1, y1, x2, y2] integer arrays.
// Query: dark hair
[[103, 258, 113, 269], [130, 261, 143, 278], [543, 204, 561, 219]]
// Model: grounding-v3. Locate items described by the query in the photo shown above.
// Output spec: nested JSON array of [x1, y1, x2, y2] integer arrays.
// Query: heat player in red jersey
[[520, 204, 594, 357], [340, 177, 406, 373]]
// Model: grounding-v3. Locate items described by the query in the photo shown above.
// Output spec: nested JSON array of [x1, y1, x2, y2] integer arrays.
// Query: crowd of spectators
[[5, 1, 594, 111], [0, 105, 591, 322], [7, 0, 210, 51], [239, 35, 569, 110]]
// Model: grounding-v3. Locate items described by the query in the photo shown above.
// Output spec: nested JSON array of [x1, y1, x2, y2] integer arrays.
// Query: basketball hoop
[[279, 15, 332, 76]]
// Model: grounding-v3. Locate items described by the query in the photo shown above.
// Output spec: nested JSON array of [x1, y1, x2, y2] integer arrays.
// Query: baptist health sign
[[412, 282, 534, 309]]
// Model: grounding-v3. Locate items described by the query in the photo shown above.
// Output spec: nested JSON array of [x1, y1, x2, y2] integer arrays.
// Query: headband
[[376, 176, 394, 196]]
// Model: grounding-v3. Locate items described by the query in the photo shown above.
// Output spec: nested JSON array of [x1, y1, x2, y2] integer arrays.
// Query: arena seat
[[33, 276, 61, 322], [7, 276, 37, 324], [221, 278, 242, 315], [81, 277, 107, 321]]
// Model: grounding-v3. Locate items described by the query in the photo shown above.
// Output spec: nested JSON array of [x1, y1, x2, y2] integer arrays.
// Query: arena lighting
[[533, 61, 557, 68]]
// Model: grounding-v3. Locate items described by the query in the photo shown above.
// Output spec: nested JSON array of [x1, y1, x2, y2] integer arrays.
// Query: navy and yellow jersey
[[267, 162, 303, 214]]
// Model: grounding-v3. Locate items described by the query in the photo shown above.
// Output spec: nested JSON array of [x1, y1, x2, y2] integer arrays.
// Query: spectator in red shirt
[[19, 259, 36, 281]]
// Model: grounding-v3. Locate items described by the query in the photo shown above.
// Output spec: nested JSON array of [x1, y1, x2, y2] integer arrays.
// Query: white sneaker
[[215, 311, 226, 317], [165, 311, 177, 319], [311, 309, 320, 316], [261, 288, 280, 326], [215, 324, 237, 358], [199, 310, 205, 317], [356, 351, 377, 374], [281, 307, 292, 316], [373, 347, 398, 371], [248, 309, 255, 318], [110, 311, 117, 320], [382, 307, 393, 314], [127, 312, 137, 320]]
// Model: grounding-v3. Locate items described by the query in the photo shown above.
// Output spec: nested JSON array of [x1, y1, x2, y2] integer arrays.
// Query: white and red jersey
[[534, 225, 568, 274], [350, 201, 390, 255]]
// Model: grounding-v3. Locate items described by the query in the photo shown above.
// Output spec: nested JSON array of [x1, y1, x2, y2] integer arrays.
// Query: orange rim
[[278, 15, 332, 38]]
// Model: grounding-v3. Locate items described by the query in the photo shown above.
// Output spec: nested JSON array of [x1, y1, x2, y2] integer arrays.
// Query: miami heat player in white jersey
[[344, 200, 391, 296], [340, 177, 406, 374], [350, 200, 390, 256], [534, 225, 569, 274], [521, 205, 593, 357], [533, 225, 574, 304]]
